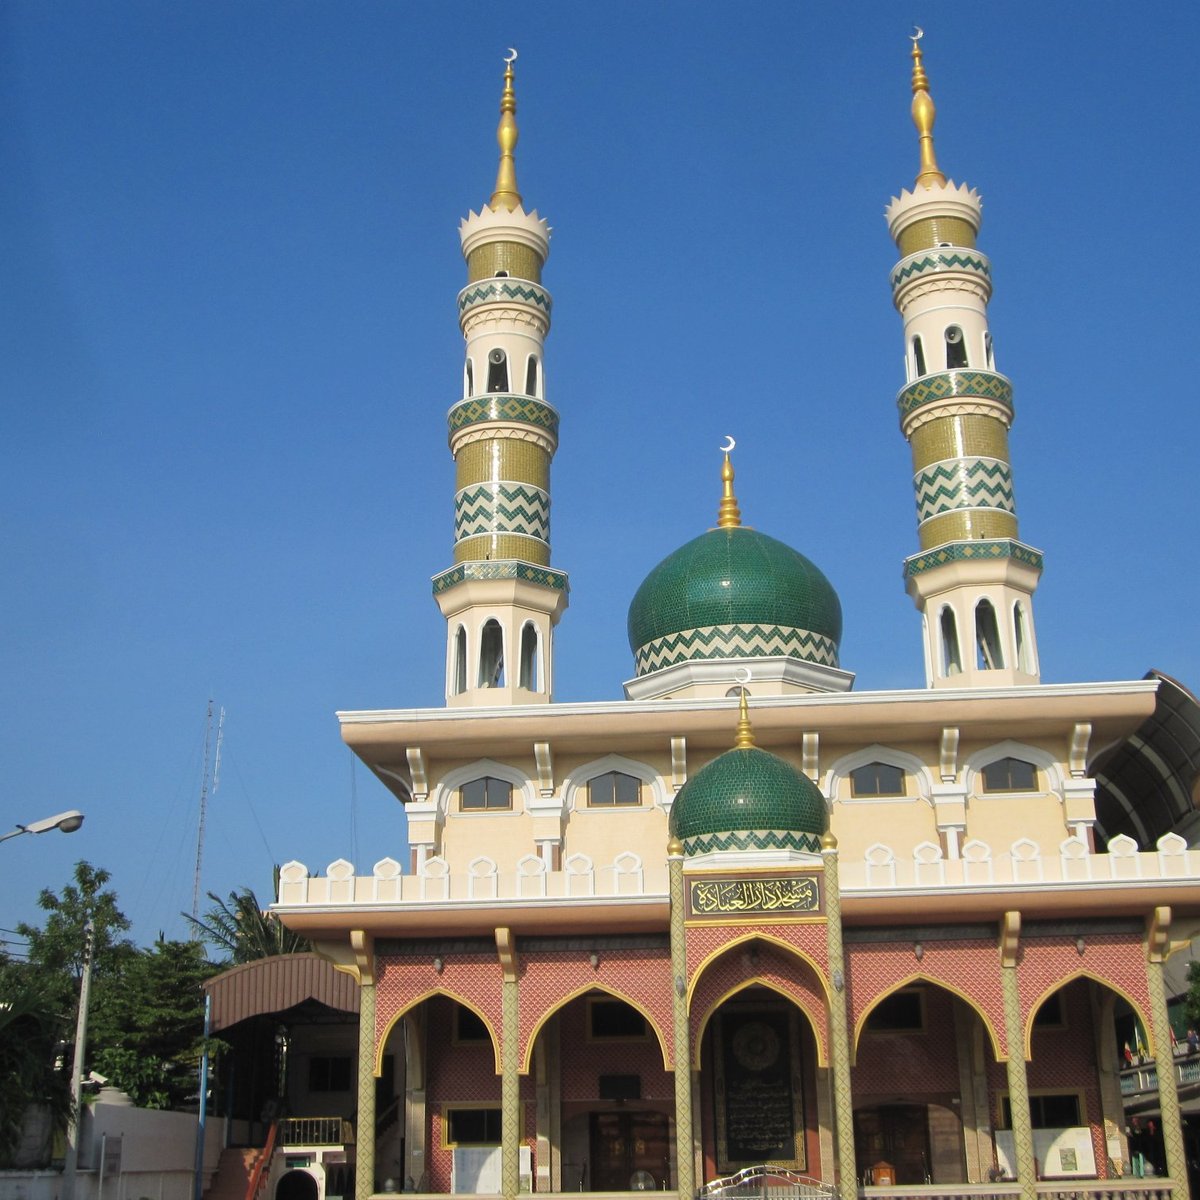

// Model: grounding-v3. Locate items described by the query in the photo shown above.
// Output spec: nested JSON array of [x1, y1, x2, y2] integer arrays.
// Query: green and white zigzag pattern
[[914, 457, 1015, 523], [635, 622, 839, 676], [891, 250, 991, 291], [457, 279, 552, 315], [454, 482, 549, 542], [682, 829, 823, 856]]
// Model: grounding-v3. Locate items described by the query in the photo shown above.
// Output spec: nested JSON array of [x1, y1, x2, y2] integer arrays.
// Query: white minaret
[[432, 52, 568, 706], [886, 32, 1042, 689]]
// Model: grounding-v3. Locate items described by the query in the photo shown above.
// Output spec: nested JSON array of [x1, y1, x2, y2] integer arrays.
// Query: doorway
[[589, 1111, 669, 1190], [854, 1105, 931, 1185]]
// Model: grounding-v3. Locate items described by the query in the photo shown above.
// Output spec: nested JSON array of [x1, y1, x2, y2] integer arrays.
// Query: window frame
[[587, 997, 650, 1042], [587, 770, 643, 808], [863, 988, 926, 1035], [849, 762, 907, 799], [442, 1104, 505, 1148], [460, 776, 514, 812], [980, 756, 1039, 794]]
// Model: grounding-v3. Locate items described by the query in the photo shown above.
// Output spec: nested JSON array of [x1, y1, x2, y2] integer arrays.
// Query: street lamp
[[0, 810, 85, 845]]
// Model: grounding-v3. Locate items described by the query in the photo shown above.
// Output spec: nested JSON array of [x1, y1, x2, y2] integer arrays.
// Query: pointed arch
[[691, 976, 829, 1070], [964, 739, 1066, 798], [1022, 970, 1153, 1060], [852, 973, 1002, 1065], [562, 753, 670, 813], [825, 744, 935, 806], [520, 982, 670, 1074], [375, 989, 501, 1076], [432, 759, 534, 816]]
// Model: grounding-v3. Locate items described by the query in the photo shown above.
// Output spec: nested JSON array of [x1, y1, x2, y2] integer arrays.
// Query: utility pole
[[62, 916, 96, 1200]]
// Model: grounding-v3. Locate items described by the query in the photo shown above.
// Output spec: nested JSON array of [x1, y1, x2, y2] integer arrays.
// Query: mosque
[[264, 35, 1200, 1200]]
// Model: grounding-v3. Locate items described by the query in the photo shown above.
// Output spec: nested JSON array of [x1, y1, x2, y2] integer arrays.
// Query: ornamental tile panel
[[634, 623, 839, 675], [903, 538, 1044, 579], [457, 279, 552, 315], [891, 249, 991, 290], [432, 561, 569, 595], [896, 370, 1013, 418], [454, 483, 550, 542], [448, 395, 560, 436], [914, 458, 1015, 523]]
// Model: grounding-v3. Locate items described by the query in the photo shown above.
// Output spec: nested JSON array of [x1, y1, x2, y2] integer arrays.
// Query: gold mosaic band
[[456, 439, 550, 492], [467, 241, 543, 284], [896, 214, 977, 256], [455, 532, 548, 565]]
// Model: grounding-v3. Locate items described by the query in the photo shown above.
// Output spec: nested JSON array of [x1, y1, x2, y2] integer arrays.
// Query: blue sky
[[3, 3, 1198, 948]]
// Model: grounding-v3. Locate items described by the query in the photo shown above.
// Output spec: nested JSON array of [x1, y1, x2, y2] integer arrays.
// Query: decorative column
[[496, 928, 521, 1200], [667, 839, 694, 1199], [821, 833, 856, 1200], [434, 50, 568, 706], [1146, 907, 1187, 1185], [998, 914, 1035, 1199], [351, 931, 377, 1200], [886, 31, 1042, 689]]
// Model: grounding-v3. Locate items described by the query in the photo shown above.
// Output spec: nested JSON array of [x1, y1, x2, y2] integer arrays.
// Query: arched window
[[981, 757, 1037, 793], [724, 686, 749, 698], [939, 607, 962, 676], [588, 771, 642, 807], [912, 334, 927, 377], [975, 599, 1004, 670], [452, 626, 467, 695], [464, 359, 474, 398], [850, 762, 906, 798], [486, 349, 508, 393], [518, 623, 539, 691], [460, 776, 513, 811], [945, 325, 968, 369], [495, 270, 509, 278], [478, 619, 505, 687], [524, 355, 539, 398], [984, 331, 995, 369]]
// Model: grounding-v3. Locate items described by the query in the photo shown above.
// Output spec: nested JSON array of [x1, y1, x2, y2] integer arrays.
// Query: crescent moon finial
[[911, 25, 923, 43], [720, 435, 736, 454], [734, 666, 752, 686], [505, 47, 518, 64]]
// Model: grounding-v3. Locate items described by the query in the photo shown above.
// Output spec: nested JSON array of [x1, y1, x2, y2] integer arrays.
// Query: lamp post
[[0, 810, 85, 845]]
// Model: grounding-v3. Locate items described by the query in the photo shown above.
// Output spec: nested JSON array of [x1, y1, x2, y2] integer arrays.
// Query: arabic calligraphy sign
[[686, 874, 822, 921]]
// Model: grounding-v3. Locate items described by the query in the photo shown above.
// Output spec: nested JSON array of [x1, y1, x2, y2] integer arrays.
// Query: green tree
[[0, 959, 72, 1165], [92, 938, 213, 1109], [186, 884, 311, 964]]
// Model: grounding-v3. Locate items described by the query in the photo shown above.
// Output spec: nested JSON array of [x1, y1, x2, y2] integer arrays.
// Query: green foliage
[[1184, 960, 1200, 1030], [185, 884, 311, 964], [10, 862, 220, 1129], [92, 938, 213, 1109], [0, 961, 72, 1166]]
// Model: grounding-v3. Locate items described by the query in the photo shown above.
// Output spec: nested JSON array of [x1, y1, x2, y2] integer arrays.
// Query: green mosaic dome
[[627, 527, 842, 674], [670, 746, 827, 855]]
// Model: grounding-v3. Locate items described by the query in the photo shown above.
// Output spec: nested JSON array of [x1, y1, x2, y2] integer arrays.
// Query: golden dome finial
[[716, 435, 742, 529], [909, 28, 946, 189], [489, 48, 523, 212], [734, 687, 756, 750]]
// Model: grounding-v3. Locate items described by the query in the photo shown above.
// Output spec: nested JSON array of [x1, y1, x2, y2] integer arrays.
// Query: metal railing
[[861, 1183, 1177, 1200], [279, 1116, 354, 1146]]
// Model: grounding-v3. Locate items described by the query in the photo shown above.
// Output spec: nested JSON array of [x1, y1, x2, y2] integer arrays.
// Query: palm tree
[[185, 882, 311, 964]]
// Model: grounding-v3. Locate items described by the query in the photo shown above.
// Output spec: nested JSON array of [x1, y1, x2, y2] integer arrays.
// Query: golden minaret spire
[[734, 688, 756, 749], [909, 28, 946, 188], [489, 48, 523, 211], [716, 435, 742, 529]]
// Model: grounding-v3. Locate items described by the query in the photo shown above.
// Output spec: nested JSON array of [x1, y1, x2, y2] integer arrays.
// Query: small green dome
[[627, 527, 842, 676], [670, 746, 826, 856]]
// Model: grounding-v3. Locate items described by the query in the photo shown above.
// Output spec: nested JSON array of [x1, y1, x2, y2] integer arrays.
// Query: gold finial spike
[[734, 688, 756, 750], [716, 435, 742, 529], [489, 48, 523, 211], [909, 28, 946, 188]]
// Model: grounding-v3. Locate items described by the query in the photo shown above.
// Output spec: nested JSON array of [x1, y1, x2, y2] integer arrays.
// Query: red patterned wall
[[687, 925, 831, 1062], [846, 938, 1007, 1056], [517, 946, 675, 1069]]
